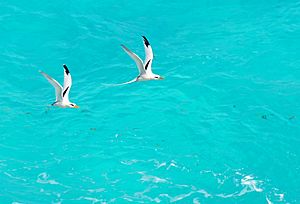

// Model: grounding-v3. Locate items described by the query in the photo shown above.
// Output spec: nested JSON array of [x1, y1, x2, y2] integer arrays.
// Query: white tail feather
[[102, 78, 137, 87]]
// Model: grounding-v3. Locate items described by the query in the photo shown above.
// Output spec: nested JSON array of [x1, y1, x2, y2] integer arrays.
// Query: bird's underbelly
[[138, 74, 153, 81], [52, 101, 68, 108]]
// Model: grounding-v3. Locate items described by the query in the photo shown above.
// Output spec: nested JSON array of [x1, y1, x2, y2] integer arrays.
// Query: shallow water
[[0, 1, 300, 203]]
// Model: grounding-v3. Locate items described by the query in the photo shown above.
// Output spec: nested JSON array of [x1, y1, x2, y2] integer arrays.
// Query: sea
[[0, 0, 299, 203]]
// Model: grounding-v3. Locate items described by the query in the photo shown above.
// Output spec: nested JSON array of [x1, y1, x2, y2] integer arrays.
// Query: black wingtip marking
[[145, 59, 151, 70], [142, 36, 150, 47], [63, 86, 69, 97], [63, 64, 70, 75]]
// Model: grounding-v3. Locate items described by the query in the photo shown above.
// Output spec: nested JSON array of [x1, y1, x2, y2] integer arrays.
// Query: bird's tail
[[102, 78, 137, 87]]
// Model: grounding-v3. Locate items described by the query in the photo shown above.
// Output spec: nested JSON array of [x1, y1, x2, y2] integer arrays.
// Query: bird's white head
[[68, 103, 79, 108], [153, 74, 164, 80]]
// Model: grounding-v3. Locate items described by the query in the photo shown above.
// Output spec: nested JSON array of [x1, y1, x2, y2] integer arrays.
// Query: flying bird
[[120, 36, 163, 84], [39, 64, 79, 108]]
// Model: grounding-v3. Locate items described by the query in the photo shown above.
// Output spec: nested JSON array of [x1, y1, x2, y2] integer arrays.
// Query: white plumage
[[121, 36, 163, 84], [40, 64, 79, 108]]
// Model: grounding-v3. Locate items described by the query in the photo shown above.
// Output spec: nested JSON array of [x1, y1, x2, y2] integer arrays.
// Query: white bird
[[39, 64, 79, 108], [121, 36, 163, 84]]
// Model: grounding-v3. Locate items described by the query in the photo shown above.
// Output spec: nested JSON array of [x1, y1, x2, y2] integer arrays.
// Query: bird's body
[[121, 36, 163, 84], [51, 101, 74, 108], [40, 64, 79, 108]]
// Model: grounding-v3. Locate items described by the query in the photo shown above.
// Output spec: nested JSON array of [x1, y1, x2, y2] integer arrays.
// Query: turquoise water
[[0, 0, 300, 203]]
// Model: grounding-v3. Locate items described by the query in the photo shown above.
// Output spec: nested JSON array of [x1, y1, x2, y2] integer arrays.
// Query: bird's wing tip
[[121, 44, 128, 51], [142, 36, 150, 46]]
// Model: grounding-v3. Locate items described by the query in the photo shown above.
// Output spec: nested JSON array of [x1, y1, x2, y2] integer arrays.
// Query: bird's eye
[[71, 104, 74, 106], [155, 76, 158, 78]]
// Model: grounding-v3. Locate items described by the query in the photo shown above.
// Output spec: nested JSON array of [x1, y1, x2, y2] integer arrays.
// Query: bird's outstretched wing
[[39, 71, 63, 102], [121, 44, 146, 75], [142, 36, 153, 73], [62, 64, 72, 102]]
